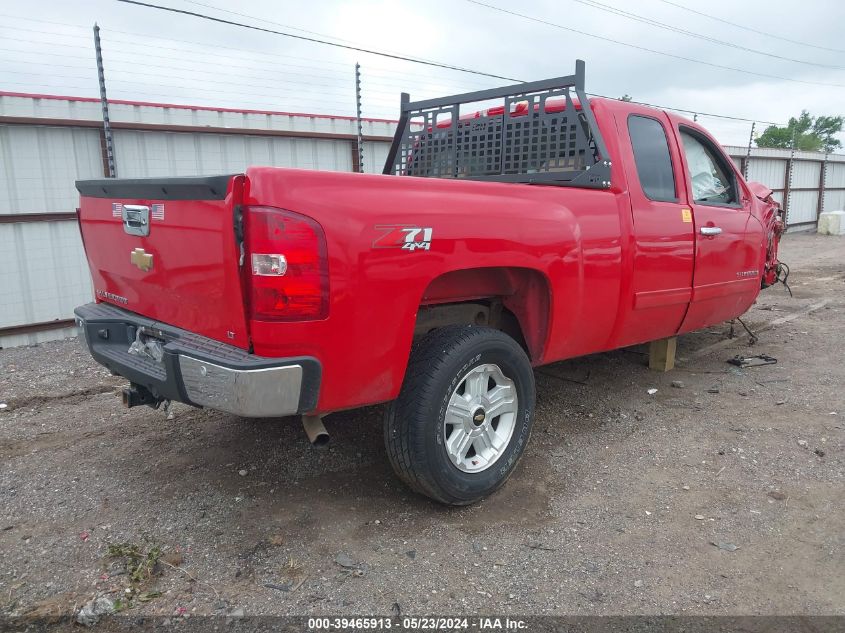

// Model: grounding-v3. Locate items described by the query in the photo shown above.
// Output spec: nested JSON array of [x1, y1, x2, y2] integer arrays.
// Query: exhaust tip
[[302, 415, 330, 448], [311, 432, 330, 448]]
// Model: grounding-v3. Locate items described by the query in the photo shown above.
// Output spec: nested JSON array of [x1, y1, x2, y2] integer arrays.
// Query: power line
[[656, 0, 845, 55], [568, 0, 844, 70], [114, 0, 522, 82], [181, 0, 364, 46], [465, 0, 845, 89], [589, 93, 782, 126], [0, 12, 501, 90], [180, 0, 498, 75], [0, 8, 789, 127]]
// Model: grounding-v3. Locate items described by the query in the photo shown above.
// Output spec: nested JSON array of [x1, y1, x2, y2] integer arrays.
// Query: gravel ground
[[0, 233, 843, 620]]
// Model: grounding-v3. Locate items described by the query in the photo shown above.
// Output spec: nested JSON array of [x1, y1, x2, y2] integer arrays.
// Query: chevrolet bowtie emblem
[[130, 248, 153, 272]]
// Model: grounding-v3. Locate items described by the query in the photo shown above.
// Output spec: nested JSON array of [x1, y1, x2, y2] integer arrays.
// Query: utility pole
[[355, 62, 364, 173], [93, 24, 116, 178]]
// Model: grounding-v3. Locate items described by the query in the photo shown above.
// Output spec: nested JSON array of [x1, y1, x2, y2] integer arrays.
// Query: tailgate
[[75, 175, 250, 349]]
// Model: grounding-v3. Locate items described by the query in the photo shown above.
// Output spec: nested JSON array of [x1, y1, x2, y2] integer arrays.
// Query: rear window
[[628, 115, 677, 202]]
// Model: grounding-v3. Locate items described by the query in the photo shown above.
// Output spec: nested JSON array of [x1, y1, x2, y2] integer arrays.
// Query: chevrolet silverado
[[74, 61, 784, 504]]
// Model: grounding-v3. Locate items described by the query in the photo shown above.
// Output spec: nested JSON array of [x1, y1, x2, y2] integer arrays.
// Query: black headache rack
[[383, 60, 611, 188]]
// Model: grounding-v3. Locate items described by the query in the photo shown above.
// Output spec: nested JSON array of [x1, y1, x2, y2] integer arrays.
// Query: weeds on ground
[[107, 541, 164, 584], [105, 540, 166, 610]]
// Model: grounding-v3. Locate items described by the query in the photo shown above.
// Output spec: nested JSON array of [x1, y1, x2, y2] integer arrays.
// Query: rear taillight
[[245, 206, 329, 321]]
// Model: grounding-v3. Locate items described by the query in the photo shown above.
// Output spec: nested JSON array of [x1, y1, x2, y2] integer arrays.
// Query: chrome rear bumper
[[74, 302, 320, 417], [178, 356, 304, 417]]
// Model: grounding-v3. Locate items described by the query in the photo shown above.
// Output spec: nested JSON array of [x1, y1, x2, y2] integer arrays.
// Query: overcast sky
[[1, 0, 843, 146]]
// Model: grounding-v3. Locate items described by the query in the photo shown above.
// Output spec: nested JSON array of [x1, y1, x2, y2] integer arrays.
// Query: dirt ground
[[1, 233, 843, 621]]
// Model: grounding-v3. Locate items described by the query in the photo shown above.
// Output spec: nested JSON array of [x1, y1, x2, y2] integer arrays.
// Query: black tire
[[384, 325, 535, 505]]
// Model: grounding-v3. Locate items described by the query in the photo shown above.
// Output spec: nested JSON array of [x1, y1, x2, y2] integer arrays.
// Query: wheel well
[[415, 267, 550, 362]]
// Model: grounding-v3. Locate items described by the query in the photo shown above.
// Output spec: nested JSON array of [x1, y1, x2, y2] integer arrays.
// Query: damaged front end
[[748, 181, 786, 290]]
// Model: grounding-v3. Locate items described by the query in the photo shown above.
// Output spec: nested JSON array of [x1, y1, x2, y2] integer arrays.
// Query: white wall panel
[[0, 125, 103, 213], [113, 130, 353, 177], [0, 221, 91, 347], [0, 94, 397, 138], [363, 141, 391, 174], [826, 162, 845, 188], [787, 190, 820, 225], [746, 158, 786, 189], [823, 189, 845, 211], [791, 160, 821, 189]]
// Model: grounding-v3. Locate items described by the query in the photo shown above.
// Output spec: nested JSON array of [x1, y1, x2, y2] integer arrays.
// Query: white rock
[[76, 595, 115, 627]]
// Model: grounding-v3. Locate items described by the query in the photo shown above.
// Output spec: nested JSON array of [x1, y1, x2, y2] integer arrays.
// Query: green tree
[[619, 94, 632, 102], [756, 110, 843, 153]]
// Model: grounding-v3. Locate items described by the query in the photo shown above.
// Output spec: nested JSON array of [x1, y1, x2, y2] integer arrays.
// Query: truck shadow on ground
[[94, 326, 741, 553], [107, 338, 727, 546]]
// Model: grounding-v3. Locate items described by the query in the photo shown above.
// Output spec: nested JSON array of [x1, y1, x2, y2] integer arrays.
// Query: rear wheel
[[385, 325, 535, 505]]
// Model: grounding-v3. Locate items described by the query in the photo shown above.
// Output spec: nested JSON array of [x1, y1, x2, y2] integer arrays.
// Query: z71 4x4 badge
[[373, 225, 433, 252]]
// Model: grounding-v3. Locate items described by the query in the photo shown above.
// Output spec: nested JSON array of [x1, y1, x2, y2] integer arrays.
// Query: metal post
[[818, 152, 828, 220], [743, 121, 755, 181], [94, 23, 116, 178], [354, 62, 364, 173], [784, 128, 797, 227]]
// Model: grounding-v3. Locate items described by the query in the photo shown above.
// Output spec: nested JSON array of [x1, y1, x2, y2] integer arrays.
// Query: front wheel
[[384, 325, 535, 505]]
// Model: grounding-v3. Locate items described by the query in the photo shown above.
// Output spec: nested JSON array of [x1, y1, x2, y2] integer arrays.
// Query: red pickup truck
[[74, 61, 783, 504]]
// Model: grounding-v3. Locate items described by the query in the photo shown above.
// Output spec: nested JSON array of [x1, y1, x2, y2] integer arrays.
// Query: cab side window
[[680, 129, 737, 206], [628, 115, 677, 202]]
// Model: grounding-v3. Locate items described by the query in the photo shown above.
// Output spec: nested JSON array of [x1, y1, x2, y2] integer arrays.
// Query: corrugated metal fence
[[2, 93, 844, 348], [724, 145, 845, 228], [0, 92, 396, 347]]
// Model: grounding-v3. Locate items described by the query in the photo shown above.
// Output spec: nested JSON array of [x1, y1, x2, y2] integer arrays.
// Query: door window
[[628, 115, 677, 202], [680, 129, 737, 206]]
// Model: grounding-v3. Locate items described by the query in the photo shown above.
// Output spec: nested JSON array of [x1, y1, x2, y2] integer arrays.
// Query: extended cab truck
[[74, 61, 784, 505]]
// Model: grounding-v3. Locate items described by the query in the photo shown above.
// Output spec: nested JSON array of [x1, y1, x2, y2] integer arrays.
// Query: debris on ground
[[524, 542, 556, 551], [334, 552, 367, 576], [671, 380, 685, 388], [334, 553, 359, 569], [727, 354, 777, 368], [767, 491, 787, 501], [711, 541, 739, 552], [647, 388, 658, 395]]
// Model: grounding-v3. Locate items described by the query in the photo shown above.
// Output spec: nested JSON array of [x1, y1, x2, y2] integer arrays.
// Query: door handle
[[700, 226, 722, 236]]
